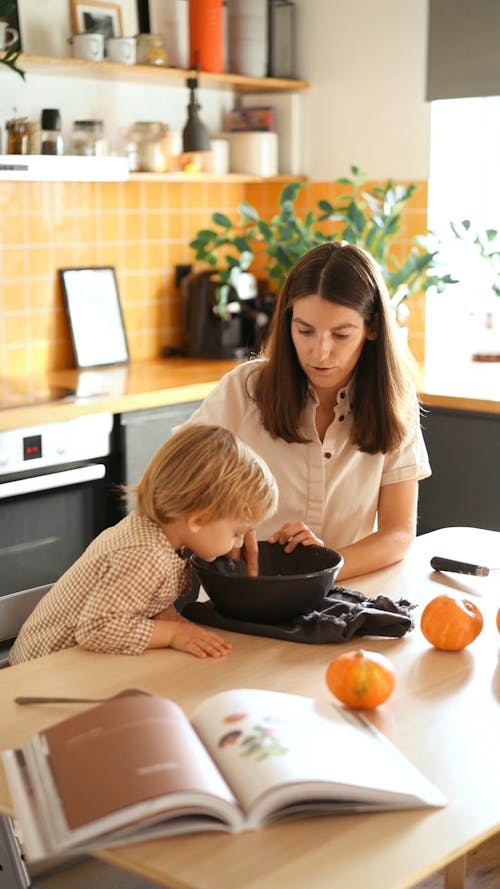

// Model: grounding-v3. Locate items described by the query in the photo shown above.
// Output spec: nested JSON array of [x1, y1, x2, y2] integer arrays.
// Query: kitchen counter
[[0, 355, 499, 432], [416, 358, 500, 413], [0, 358, 241, 431]]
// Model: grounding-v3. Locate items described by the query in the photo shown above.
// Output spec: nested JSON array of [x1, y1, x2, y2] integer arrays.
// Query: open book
[[2, 688, 446, 862]]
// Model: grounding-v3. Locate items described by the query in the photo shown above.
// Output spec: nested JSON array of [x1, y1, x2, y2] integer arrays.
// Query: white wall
[[0, 70, 232, 155], [294, 0, 431, 181]]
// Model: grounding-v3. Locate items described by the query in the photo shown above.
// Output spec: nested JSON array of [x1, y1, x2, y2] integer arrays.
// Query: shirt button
[[339, 415, 345, 422], [324, 451, 332, 459], [340, 391, 345, 399]]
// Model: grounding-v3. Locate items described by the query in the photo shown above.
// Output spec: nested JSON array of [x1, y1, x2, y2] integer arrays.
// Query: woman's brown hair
[[253, 242, 414, 454]]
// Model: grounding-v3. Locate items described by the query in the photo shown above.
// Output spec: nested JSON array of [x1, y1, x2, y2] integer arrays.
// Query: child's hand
[[227, 529, 259, 577], [167, 621, 232, 659], [267, 522, 324, 553]]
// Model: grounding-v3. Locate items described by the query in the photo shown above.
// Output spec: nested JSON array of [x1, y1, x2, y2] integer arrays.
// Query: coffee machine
[[182, 270, 273, 359]]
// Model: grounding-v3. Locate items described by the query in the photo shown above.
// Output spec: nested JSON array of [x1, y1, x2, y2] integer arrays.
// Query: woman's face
[[291, 294, 376, 394]]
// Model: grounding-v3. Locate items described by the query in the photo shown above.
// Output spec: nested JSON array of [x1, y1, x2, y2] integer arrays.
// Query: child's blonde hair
[[135, 423, 278, 526]]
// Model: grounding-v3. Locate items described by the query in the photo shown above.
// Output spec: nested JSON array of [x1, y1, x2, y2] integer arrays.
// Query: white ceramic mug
[[72, 32, 105, 62], [0, 21, 19, 50], [106, 36, 137, 65]]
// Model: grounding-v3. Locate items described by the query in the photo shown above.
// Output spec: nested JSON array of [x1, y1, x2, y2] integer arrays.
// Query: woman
[[186, 242, 430, 580]]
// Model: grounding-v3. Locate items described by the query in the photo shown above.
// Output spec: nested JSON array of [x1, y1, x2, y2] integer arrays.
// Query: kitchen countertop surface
[[0, 355, 499, 432]]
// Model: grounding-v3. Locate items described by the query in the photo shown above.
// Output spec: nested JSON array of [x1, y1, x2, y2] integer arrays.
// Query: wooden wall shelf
[[0, 155, 129, 182], [17, 55, 309, 93], [129, 173, 306, 183], [0, 156, 305, 184]]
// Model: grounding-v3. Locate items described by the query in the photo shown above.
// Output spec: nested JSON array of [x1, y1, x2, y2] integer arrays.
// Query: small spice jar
[[125, 121, 170, 172], [136, 33, 168, 66], [6, 117, 34, 154], [40, 108, 64, 156], [70, 120, 108, 156]]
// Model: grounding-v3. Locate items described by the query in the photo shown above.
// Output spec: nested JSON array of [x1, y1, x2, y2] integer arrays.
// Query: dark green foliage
[[190, 164, 459, 308]]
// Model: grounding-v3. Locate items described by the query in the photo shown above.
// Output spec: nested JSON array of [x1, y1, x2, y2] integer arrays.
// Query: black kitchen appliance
[[0, 412, 116, 656], [182, 270, 273, 359]]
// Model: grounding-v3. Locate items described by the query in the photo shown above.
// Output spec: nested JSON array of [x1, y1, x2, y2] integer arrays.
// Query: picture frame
[[70, 0, 123, 38], [136, 0, 150, 32], [59, 266, 130, 369]]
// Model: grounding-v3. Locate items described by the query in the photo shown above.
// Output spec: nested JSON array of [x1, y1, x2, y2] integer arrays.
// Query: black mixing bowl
[[191, 541, 343, 624]]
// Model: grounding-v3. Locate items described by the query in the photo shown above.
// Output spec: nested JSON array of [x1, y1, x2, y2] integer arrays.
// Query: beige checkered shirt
[[9, 512, 191, 664]]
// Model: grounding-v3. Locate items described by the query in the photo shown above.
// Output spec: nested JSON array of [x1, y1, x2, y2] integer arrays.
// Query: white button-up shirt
[[187, 360, 431, 549]]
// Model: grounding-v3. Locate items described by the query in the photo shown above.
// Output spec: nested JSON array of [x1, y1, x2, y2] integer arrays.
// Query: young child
[[10, 424, 278, 664]]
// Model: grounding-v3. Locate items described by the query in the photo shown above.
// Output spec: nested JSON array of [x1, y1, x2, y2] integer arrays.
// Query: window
[[426, 96, 500, 364]]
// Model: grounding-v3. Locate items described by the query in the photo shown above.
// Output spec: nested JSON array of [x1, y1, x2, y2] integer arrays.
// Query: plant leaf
[[239, 202, 260, 222], [280, 181, 302, 205], [212, 212, 232, 228]]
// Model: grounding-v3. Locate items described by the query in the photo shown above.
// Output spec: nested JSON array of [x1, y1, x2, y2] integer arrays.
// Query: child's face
[[188, 516, 254, 562]]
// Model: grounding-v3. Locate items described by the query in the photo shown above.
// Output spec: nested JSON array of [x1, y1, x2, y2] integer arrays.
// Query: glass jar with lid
[[6, 117, 40, 154], [70, 120, 108, 156], [124, 121, 170, 172], [136, 33, 168, 66]]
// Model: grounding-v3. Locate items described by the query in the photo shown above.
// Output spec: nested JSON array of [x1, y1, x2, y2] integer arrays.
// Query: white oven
[[0, 413, 115, 650]]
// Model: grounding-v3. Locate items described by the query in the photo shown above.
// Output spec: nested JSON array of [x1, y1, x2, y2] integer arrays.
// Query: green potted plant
[[190, 167, 457, 333], [190, 181, 333, 312], [318, 165, 457, 311], [0, 0, 24, 78]]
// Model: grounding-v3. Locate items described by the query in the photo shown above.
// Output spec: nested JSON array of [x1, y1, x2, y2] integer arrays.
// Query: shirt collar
[[307, 378, 355, 417]]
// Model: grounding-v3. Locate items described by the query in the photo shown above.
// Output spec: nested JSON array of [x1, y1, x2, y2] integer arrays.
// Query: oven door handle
[[0, 464, 106, 499]]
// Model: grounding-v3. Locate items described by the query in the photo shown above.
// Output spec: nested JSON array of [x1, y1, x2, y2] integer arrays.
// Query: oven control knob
[[56, 446, 67, 456]]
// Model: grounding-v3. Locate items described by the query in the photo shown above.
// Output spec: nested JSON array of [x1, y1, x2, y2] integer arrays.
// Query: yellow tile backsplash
[[0, 178, 428, 377]]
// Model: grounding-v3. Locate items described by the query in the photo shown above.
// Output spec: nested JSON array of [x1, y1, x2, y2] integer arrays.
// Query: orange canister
[[188, 0, 223, 73]]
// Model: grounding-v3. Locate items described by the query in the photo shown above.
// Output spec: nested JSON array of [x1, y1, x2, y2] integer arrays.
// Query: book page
[[191, 689, 446, 826], [36, 695, 239, 840]]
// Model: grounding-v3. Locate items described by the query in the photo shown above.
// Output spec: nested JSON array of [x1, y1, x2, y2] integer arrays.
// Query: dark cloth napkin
[[183, 586, 415, 644]]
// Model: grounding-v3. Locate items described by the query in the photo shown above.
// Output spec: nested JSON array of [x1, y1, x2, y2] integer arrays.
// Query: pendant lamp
[[182, 74, 210, 153]]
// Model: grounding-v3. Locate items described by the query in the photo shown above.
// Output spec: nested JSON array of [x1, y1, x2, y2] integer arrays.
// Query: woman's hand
[[267, 522, 324, 553], [227, 529, 259, 577]]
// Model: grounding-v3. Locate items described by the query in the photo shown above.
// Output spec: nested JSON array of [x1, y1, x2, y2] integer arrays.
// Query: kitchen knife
[[430, 556, 499, 577]]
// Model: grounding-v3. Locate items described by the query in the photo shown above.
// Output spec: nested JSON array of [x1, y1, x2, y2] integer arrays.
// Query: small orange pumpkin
[[420, 594, 483, 651], [325, 649, 396, 710]]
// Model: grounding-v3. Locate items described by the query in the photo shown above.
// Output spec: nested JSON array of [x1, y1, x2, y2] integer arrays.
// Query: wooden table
[[0, 527, 499, 889]]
